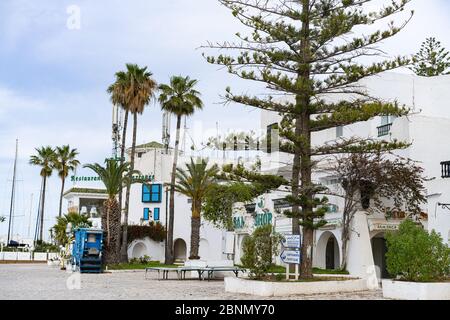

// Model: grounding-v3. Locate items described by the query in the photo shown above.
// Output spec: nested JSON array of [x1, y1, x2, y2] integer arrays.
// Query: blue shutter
[[151, 184, 162, 203], [142, 184, 151, 203], [154, 208, 160, 221]]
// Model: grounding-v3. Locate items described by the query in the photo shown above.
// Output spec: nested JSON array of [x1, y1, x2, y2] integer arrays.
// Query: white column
[[346, 211, 375, 280]]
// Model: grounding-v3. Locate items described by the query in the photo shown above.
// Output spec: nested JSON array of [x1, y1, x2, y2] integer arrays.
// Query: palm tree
[[84, 159, 135, 265], [52, 212, 92, 246], [54, 145, 80, 218], [174, 158, 218, 259], [107, 70, 130, 262], [30, 146, 56, 241], [158, 76, 203, 264], [111, 64, 157, 263]]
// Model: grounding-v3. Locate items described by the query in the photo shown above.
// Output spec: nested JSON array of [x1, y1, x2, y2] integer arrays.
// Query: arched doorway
[[199, 238, 209, 260], [131, 242, 147, 259], [316, 231, 340, 270], [326, 236, 339, 269], [174, 238, 187, 261], [371, 232, 390, 279]]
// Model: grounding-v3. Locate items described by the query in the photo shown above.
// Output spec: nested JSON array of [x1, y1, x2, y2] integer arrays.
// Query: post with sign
[[280, 235, 301, 280]]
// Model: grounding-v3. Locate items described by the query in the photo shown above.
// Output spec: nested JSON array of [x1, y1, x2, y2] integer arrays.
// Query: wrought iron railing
[[377, 123, 392, 137], [441, 161, 450, 178]]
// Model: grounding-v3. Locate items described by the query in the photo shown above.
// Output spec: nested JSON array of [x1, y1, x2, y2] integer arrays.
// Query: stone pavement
[[0, 264, 386, 300]]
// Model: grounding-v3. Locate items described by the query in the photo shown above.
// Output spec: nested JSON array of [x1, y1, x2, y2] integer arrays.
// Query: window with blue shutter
[[153, 208, 160, 221], [151, 184, 162, 202], [142, 184, 162, 203], [143, 208, 150, 221]]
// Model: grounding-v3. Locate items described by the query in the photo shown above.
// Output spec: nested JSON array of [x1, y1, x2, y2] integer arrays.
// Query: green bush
[[129, 255, 152, 264], [241, 225, 282, 279], [34, 241, 59, 252], [386, 219, 450, 282]]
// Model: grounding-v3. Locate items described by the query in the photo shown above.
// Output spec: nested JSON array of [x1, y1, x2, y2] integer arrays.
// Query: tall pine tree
[[412, 37, 450, 76], [205, 0, 413, 278]]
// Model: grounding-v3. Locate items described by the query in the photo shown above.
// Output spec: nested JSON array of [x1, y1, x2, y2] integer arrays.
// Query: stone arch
[[315, 231, 340, 270], [174, 238, 187, 261], [131, 241, 148, 259], [199, 238, 210, 260]]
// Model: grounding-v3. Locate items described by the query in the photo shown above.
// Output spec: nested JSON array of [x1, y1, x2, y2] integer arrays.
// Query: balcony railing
[[441, 161, 450, 178], [377, 123, 392, 137]]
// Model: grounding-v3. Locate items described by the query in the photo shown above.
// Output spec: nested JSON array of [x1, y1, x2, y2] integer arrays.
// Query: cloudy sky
[[0, 0, 449, 240]]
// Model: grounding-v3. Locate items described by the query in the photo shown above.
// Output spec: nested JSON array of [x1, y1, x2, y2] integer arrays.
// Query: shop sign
[[254, 212, 272, 227]]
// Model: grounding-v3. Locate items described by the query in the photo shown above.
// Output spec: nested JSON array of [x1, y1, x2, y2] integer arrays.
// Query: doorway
[[174, 238, 187, 261], [371, 233, 390, 279], [326, 236, 338, 269]]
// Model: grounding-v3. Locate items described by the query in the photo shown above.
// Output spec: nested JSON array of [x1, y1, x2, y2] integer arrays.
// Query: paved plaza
[[0, 264, 385, 300]]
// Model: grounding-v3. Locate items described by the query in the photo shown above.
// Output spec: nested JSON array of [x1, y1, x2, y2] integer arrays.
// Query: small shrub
[[386, 219, 450, 282], [139, 255, 151, 264], [129, 258, 139, 264], [126, 222, 166, 243], [275, 273, 285, 282], [241, 225, 282, 279]]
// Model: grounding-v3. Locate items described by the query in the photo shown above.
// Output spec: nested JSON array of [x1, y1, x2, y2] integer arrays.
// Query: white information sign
[[281, 234, 301, 249], [280, 250, 301, 264]]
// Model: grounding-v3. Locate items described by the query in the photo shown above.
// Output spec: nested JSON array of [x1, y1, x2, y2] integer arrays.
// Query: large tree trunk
[[102, 198, 121, 265], [118, 110, 129, 224], [299, 0, 313, 279], [189, 200, 201, 260], [165, 114, 181, 264], [39, 176, 47, 241], [58, 177, 65, 217], [120, 112, 136, 263]]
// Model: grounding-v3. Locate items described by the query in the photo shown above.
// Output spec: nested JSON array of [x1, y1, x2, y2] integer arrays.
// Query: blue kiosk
[[71, 228, 104, 273]]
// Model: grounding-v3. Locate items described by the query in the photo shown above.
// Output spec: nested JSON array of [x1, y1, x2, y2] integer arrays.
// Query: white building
[[65, 72, 450, 279], [253, 72, 450, 278]]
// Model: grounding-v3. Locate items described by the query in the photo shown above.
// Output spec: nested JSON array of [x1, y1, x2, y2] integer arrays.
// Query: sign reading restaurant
[[71, 174, 155, 182]]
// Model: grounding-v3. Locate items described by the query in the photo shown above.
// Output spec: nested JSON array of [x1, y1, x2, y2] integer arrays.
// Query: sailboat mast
[[27, 193, 34, 238], [7, 139, 18, 245]]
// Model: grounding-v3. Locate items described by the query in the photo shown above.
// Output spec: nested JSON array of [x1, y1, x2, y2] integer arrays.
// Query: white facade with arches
[[66, 72, 449, 278]]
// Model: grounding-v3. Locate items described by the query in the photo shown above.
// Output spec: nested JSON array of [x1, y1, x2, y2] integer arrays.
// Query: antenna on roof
[[112, 104, 121, 159], [162, 111, 171, 154]]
